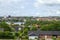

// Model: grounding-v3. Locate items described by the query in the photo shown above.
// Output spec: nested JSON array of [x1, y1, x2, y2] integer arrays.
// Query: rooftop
[[28, 30, 60, 36]]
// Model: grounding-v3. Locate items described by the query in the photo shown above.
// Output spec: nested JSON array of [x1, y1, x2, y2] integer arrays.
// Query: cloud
[[37, 0, 60, 4], [0, 0, 60, 16], [35, 12, 40, 16], [56, 10, 60, 14], [0, 0, 22, 4], [46, 9, 60, 16], [34, 0, 60, 8], [0, 0, 21, 2], [20, 6, 25, 9], [0, 0, 26, 16]]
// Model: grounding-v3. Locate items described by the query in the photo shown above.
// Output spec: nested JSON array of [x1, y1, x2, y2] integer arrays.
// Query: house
[[28, 30, 60, 40], [28, 31, 38, 40], [12, 25, 23, 32]]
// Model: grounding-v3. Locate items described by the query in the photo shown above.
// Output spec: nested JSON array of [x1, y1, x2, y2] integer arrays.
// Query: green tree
[[0, 21, 14, 31], [41, 21, 60, 31]]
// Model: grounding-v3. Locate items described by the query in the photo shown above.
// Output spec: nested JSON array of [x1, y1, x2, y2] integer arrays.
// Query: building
[[28, 31, 38, 40], [28, 30, 60, 40], [12, 25, 23, 32]]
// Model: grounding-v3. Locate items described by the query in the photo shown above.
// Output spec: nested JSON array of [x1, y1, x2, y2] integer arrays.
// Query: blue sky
[[0, 0, 60, 17]]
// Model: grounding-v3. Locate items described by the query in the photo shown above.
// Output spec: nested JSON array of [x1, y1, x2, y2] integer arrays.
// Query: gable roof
[[37, 31, 60, 35], [28, 31, 38, 36], [28, 30, 60, 36]]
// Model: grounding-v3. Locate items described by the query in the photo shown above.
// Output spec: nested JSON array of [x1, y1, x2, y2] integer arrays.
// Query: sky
[[0, 0, 60, 17]]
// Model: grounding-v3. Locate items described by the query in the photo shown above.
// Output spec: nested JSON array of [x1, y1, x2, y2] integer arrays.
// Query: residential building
[[28, 30, 60, 40]]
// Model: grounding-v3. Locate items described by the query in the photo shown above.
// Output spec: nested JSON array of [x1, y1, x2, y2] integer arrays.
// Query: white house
[[28, 32, 38, 40]]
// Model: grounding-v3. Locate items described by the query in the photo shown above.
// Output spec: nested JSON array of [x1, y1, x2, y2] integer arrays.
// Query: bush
[[0, 32, 15, 39]]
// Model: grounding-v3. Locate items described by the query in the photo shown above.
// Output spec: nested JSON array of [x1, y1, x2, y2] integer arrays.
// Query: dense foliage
[[25, 20, 60, 31], [0, 20, 60, 39]]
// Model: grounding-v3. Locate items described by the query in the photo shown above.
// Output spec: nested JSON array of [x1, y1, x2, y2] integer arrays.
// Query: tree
[[30, 26, 37, 31], [40, 21, 60, 31], [0, 21, 14, 31]]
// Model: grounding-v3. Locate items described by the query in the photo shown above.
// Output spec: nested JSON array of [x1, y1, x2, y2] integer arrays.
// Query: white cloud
[[35, 12, 40, 16], [0, 0, 22, 4], [34, 0, 60, 8], [47, 9, 60, 15], [37, 0, 60, 4], [56, 10, 60, 14], [20, 6, 25, 9], [0, 0, 21, 2], [33, 2, 40, 8]]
